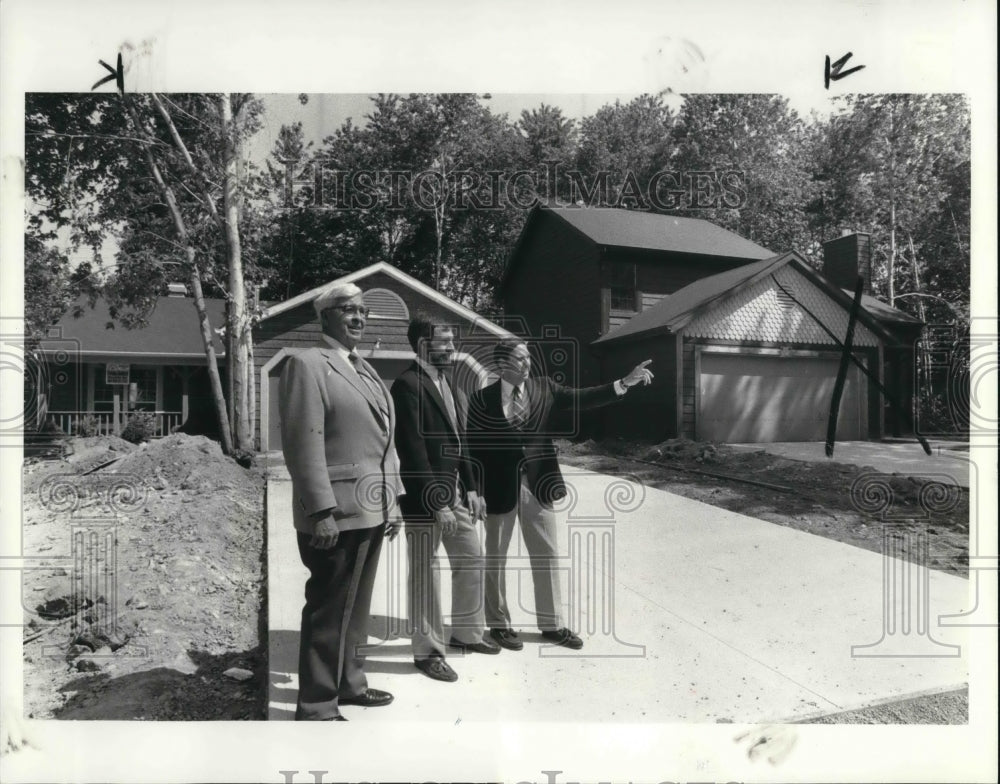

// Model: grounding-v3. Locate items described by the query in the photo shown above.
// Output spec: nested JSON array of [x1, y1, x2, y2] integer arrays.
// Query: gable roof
[[502, 204, 775, 290], [546, 205, 775, 258], [259, 261, 513, 337], [45, 296, 227, 357], [592, 251, 899, 347]]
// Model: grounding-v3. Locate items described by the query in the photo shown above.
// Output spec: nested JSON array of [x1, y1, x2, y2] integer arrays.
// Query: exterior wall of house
[[675, 269, 885, 442], [599, 248, 756, 334], [594, 266, 888, 443], [597, 333, 678, 442], [503, 211, 602, 389]]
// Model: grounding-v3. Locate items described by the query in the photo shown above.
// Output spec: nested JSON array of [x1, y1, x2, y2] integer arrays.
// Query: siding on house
[[598, 335, 678, 442], [503, 210, 603, 388]]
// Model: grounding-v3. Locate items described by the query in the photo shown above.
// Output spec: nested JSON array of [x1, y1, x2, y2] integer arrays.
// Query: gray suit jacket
[[278, 344, 404, 534]]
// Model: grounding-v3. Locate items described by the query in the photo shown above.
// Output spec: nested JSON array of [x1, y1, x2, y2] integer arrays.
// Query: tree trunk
[[123, 94, 234, 454], [888, 201, 896, 308], [907, 233, 930, 398], [221, 94, 252, 451], [887, 103, 897, 308]]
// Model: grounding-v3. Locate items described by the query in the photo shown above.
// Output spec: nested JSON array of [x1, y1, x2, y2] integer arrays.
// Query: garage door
[[698, 352, 866, 443]]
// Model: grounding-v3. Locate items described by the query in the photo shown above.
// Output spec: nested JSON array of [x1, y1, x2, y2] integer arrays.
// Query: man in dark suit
[[466, 338, 653, 650], [279, 282, 405, 721], [391, 315, 499, 683]]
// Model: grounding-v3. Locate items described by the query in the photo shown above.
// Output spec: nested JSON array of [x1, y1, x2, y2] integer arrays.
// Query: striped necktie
[[509, 385, 528, 428]]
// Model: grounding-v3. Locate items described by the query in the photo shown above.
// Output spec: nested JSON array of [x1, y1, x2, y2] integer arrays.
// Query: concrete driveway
[[727, 439, 971, 488], [265, 454, 969, 724]]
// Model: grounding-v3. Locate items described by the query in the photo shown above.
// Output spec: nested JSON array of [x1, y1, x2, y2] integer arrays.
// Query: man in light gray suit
[[279, 282, 404, 721]]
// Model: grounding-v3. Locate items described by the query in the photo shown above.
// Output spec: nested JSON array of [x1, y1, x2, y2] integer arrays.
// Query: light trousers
[[484, 479, 563, 632], [406, 504, 487, 660]]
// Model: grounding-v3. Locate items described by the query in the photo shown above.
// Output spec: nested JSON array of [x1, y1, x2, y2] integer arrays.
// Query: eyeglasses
[[328, 305, 370, 317]]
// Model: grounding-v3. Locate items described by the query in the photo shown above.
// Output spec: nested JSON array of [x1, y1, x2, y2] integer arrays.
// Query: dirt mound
[[23, 435, 137, 494], [111, 433, 256, 495], [643, 438, 726, 464], [22, 433, 266, 720]]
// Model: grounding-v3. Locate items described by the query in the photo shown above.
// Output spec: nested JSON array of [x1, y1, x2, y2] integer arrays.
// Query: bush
[[120, 412, 157, 444], [76, 416, 100, 438], [916, 389, 966, 435]]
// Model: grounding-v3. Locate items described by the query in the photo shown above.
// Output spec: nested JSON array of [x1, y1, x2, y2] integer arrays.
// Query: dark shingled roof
[[544, 205, 775, 259], [854, 294, 923, 325], [592, 252, 909, 347], [47, 296, 227, 356]]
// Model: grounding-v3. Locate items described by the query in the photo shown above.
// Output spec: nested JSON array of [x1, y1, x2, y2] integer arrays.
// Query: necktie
[[349, 353, 389, 424], [437, 369, 459, 433], [509, 385, 528, 429]]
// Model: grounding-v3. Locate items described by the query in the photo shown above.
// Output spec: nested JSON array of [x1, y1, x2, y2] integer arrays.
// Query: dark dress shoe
[[489, 627, 523, 651], [415, 657, 458, 682], [338, 688, 394, 707], [449, 637, 501, 655], [541, 628, 583, 649]]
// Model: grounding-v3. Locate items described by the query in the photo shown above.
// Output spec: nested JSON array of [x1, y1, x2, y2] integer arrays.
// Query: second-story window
[[610, 262, 638, 311]]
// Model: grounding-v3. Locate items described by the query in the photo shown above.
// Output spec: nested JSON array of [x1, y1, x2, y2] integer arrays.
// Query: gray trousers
[[484, 479, 562, 632], [406, 505, 487, 660]]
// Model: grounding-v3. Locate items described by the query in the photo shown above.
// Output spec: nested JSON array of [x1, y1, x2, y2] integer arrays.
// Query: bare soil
[[557, 437, 970, 725], [557, 437, 969, 577], [21, 434, 266, 720]]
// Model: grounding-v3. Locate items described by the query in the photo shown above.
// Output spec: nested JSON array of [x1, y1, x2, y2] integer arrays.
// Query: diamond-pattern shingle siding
[[681, 266, 878, 346]]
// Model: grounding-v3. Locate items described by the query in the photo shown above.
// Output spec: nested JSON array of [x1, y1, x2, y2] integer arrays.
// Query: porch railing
[[45, 411, 184, 439]]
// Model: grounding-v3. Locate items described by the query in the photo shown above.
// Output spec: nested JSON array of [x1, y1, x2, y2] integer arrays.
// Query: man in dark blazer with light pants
[[279, 282, 405, 721], [466, 338, 653, 651], [390, 315, 499, 683]]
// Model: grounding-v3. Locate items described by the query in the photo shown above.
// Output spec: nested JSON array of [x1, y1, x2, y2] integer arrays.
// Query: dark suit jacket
[[465, 376, 620, 514], [390, 361, 478, 519]]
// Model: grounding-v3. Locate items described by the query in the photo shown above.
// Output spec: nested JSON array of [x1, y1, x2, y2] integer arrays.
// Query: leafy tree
[[23, 236, 74, 341], [812, 94, 968, 320], [670, 94, 815, 255], [516, 104, 578, 203], [573, 94, 675, 207], [24, 89, 266, 452]]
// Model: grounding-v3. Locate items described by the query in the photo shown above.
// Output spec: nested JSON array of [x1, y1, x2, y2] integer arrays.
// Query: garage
[[697, 350, 867, 443]]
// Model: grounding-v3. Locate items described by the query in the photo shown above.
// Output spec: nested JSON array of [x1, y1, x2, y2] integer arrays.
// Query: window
[[610, 263, 637, 311], [93, 365, 158, 412]]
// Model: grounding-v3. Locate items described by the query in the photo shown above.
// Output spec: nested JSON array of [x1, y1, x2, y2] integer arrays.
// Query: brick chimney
[[822, 231, 872, 295], [167, 282, 189, 297]]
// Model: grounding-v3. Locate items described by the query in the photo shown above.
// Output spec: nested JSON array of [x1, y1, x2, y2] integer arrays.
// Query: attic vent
[[363, 288, 409, 320], [775, 288, 796, 310]]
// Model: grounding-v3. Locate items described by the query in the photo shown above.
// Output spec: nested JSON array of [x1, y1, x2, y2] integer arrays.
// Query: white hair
[[312, 282, 363, 320]]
